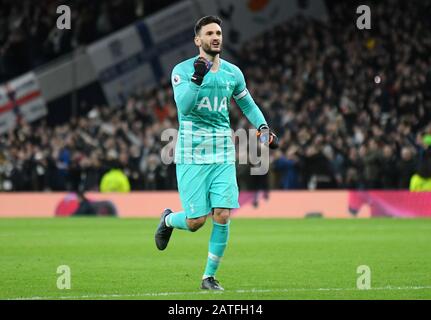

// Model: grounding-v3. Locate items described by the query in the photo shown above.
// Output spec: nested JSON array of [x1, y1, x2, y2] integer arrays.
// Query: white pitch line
[[6, 285, 431, 300]]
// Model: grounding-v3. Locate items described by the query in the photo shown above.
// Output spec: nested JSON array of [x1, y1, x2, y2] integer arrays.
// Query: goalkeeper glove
[[257, 124, 279, 149], [191, 57, 213, 85]]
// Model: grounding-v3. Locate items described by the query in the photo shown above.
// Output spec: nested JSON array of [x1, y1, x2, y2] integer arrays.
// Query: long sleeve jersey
[[171, 56, 267, 164]]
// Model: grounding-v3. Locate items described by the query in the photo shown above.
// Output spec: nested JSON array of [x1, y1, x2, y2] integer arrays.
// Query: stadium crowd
[[0, 0, 175, 82], [0, 0, 430, 192]]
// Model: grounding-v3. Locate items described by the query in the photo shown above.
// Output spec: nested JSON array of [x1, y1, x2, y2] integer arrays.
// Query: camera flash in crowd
[[374, 75, 381, 84]]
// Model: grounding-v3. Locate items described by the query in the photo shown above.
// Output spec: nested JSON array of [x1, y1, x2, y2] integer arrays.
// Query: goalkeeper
[[155, 15, 278, 291]]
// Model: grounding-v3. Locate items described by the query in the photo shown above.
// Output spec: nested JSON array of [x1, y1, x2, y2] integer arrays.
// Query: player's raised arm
[[233, 66, 279, 149], [172, 57, 213, 115], [233, 66, 266, 129]]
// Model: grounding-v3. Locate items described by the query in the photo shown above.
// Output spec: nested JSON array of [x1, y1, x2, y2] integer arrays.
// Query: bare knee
[[213, 208, 230, 224], [187, 216, 207, 232]]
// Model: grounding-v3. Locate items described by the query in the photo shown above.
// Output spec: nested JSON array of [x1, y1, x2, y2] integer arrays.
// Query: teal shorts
[[176, 163, 240, 218]]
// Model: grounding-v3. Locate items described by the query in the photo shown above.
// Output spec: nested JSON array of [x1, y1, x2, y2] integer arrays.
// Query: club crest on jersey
[[197, 96, 228, 112], [173, 74, 181, 85], [226, 81, 231, 91]]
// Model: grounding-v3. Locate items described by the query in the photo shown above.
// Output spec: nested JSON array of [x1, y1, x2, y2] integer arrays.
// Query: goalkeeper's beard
[[202, 42, 222, 57]]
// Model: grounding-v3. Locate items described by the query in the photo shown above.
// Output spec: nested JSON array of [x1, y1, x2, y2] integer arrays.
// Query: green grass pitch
[[1, 218, 430, 300]]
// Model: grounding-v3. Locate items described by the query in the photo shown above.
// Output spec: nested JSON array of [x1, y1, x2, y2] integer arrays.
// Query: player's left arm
[[233, 66, 279, 149]]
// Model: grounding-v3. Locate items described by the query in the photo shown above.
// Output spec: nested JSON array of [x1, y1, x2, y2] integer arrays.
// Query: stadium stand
[[0, 0, 430, 191], [0, 0, 175, 82]]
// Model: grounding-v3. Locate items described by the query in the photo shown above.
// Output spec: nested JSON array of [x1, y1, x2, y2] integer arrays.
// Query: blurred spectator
[[380, 145, 398, 189], [363, 139, 383, 189], [398, 147, 417, 189], [272, 147, 300, 189], [0, 0, 176, 82], [302, 142, 337, 189], [410, 136, 431, 191], [100, 167, 131, 193]]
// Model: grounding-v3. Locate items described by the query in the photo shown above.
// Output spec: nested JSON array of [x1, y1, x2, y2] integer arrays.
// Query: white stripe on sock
[[208, 252, 222, 262]]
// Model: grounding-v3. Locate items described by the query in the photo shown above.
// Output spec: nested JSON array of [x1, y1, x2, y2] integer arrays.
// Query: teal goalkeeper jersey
[[171, 56, 267, 164]]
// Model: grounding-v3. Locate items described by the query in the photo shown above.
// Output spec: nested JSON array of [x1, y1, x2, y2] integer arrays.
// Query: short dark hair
[[194, 15, 222, 36]]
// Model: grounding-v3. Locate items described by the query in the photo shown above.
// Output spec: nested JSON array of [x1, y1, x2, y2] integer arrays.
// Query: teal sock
[[203, 221, 230, 279], [166, 211, 190, 231]]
